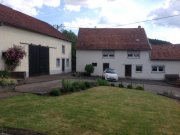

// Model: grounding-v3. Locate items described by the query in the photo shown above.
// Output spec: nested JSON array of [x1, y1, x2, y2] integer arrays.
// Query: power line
[[115, 13, 180, 27], [55, 13, 180, 29]]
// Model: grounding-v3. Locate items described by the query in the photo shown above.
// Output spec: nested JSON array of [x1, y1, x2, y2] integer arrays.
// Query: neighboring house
[[0, 4, 71, 77], [76, 27, 180, 80]]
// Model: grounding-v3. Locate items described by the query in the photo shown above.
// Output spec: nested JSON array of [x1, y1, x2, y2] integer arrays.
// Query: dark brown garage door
[[29, 45, 49, 76]]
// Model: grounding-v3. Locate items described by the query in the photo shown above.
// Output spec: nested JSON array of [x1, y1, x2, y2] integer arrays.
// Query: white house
[[0, 4, 71, 77], [76, 27, 180, 80]]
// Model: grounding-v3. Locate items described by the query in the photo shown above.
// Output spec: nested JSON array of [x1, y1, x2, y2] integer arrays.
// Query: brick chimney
[[138, 25, 141, 28]]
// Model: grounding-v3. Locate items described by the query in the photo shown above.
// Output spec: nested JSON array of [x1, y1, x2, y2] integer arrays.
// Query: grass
[[0, 86, 180, 135]]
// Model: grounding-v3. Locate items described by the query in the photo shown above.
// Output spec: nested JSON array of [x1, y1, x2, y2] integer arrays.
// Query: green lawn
[[0, 86, 180, 135]]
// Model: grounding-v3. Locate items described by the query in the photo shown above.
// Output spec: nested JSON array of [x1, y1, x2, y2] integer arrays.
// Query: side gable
[[76, 28, 151, 50], [0, 4, 69, 41]]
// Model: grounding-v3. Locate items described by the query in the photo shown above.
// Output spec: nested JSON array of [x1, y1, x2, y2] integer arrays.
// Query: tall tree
[[148, 38, 172, 45], [62, 30, 77, 72]]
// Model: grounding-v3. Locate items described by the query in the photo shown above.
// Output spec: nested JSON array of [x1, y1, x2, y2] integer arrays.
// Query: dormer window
[[127, 51, 140, 58]]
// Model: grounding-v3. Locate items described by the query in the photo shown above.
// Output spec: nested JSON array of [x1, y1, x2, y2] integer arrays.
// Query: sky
[[0, 0, 180, 43]]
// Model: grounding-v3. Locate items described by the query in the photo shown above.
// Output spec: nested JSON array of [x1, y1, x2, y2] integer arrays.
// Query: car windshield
[[106, 69, 116, 74]]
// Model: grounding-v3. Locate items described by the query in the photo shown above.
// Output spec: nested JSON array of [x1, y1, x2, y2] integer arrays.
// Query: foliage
[[84, 81, 91, 88], [118, 83, 124, 88], [62, 79, 72, 92], [3, 45, 26, 71], [0, 78, 17, 86], [110, 83, 115, 87], [135, 86, 144, 90], [49, 88, 61, 96], [96, 79, 109, 86], [127, 84, 133, 89], [0, 70, 9, 78], [62, 30, 77, 72], [85, 64, 94, 76], [148, 38, 172, 45], [78, 82, 87, 90]]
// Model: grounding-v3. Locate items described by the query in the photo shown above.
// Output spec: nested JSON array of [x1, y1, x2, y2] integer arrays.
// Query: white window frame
[[151, 65, 165, 73], [127, 51, 140, 59], [56, 58, 60, 67], [62, 45, 65, 54], [135, 65, 143, 73], [66, 58, 69, 67], [102, 51, 115, 58]]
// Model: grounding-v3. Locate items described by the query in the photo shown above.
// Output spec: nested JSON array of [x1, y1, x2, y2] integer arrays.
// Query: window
[[152, 65, 165, 73], [127, 51, 140, 58], [136, 65, 142, 72], [102, 51, 115, 58], [56, 58, 60, 67], [66, 58, 69, 67], [92, 63, 97, 67], [62, 45, 65, 54]]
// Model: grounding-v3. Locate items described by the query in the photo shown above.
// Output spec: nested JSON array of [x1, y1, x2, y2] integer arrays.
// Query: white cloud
[[0, 0, 61, 16], [64, 5, 80, 12], [148, 0, 180, 28]]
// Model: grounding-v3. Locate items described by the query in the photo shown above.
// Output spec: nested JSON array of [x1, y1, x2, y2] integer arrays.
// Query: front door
[[62, 58, 65, 72], [125, 65, 132, 77], [29, 45, 49, 76], [103, 63, 109, 71]]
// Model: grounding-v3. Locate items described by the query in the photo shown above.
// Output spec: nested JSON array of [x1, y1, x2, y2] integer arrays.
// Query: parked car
[[102, 68, 118, 81]]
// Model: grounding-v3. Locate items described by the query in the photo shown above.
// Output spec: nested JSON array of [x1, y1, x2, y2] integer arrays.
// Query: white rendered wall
[[76, 50, 180, 80], [0, 25, 71, 77]]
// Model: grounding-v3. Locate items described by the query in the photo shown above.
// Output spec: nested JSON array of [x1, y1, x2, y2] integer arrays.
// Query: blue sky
[[1, 0, 180, 43]]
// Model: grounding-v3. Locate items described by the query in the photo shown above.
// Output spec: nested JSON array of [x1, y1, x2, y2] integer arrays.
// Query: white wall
[[0, 25, 71, 77], [76, 50, 180, 80]]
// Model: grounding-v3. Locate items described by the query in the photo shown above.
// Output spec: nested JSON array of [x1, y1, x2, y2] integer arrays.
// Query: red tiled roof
[[0, 4, 69, 41], [76, 28, 151, 50], [151, 45, 180, 60]]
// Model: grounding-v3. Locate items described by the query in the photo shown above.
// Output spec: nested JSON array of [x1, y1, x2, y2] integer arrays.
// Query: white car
[[103, 68, 118, 81]]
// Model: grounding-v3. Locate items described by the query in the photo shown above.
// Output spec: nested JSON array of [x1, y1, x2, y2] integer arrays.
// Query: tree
[[62, 30, 77, 72], [148, 38, 172, 45], [85, 64, 94, 76]]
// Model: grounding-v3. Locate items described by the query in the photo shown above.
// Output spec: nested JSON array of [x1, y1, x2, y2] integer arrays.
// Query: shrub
[[84, 81, 91, 88], [0, 78, 17, 86], [118, 84, 124, 88], [135, 86, 144, 90], [62, 79, 72, 92], [85, 64, 94, 76], [96, 79, 109, 86], [0, 70, 9, 78], [110, 83, 115, 87], [72, 81, 81, 91], [3, 45, 26, 71], [127, 84, 133, 89], [79, 82, 87, 90], [50, 88, 61, 96]]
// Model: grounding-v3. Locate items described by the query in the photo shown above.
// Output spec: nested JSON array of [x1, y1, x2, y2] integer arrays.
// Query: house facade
[[76, 27, 180, 80], [0, 4, 71, 77]]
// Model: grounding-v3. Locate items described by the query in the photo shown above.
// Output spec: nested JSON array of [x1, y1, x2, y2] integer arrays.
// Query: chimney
[[138, 25, 141, 28]]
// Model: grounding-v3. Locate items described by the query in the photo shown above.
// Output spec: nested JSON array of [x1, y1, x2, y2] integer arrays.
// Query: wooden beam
[[19, 42, 56, 49]]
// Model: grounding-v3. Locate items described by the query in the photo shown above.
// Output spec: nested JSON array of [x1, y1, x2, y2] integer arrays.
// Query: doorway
[[125, 65, 132, 77], [103, 63, 109, 71], [62, 58, 65, 72]]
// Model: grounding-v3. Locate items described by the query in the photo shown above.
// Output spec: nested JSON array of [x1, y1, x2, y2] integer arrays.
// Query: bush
[[79, 82, 87, 90], [62, 79, 72, 92], [0, 70, 9, 78], [135, 86, 144, 90], [50, 88, 61, 96], [84, 81, 91, 88], [0, 78, 17, 86], [85, 64, 94, 76], [118, 84, 124, 88], [96, 79, 109, 86], [72, 81, 81, 91], [110, 83, 115, 87], [127, 84, 133, 89]]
